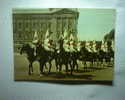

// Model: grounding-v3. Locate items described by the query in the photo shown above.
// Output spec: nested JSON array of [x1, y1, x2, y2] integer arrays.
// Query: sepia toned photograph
[[13, 8, 115, 83]]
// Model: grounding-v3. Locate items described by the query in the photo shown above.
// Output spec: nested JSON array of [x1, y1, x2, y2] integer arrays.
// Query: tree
[[104, 29, 115, 41]]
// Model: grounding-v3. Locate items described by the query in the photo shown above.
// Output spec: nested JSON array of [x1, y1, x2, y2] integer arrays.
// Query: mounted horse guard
[[31, 31, 39, 56], [44, 29, 54, 52], [20, 31, 40, 75], [85, 41, 92, 53], [100, 40, 112, 67], [63, 29, 70, 53], [92, 40, 97, 53], [63, 37, 70, 52], [69, 34, 77, 53], [57, 34, 64, 53], [77, 40, 82, 52], [101, 40, 107, 52]]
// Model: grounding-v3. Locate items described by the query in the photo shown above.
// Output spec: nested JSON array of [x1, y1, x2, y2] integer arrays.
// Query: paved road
[[14, 53, 113, 82]]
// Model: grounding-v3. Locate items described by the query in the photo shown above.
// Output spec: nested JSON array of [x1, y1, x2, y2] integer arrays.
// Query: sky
[[77, 8, 116, 41]]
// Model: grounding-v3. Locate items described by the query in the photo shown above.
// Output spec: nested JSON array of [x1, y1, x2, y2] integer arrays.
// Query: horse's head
[[36, 44, 46, 56], [20, 43, 30, 55]]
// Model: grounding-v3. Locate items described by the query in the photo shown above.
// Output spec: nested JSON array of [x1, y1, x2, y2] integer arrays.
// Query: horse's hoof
[[39, 74, 43, 77], [29, 73, 31, 75], [66, 72, 69, 75]]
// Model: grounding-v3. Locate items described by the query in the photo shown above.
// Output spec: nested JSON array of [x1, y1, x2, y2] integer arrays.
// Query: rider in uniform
[[63, 36, 70, 52], [101, 40, 106, 52], [92, 40, 97, 53], [63, 29, 70, 52], [32, 31, 39, 56], [69, 34, 76, 53], [57, 34, 64, 53], [44, 30, 54, 52], [44, 35, 50, 51], [85, 41, 93, 52], [77, 41, 81, 52]]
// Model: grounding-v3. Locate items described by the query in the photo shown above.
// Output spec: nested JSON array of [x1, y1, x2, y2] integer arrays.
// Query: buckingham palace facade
[[13, 8, 79, 52]]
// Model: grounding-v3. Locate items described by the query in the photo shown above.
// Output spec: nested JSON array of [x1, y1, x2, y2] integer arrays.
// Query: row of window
[[13, 19, 76, 32]]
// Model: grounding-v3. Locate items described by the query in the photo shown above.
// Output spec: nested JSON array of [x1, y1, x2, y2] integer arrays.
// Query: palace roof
[[13, 8, 79, 14]]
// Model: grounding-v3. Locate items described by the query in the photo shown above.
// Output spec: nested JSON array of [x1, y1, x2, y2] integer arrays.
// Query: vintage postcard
[[13, 8, 115, 83]]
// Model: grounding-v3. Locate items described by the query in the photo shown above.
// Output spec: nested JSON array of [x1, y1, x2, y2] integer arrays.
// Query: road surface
[[14, 53, 113, 82]]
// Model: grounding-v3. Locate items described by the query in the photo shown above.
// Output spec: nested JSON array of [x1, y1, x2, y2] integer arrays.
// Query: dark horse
[[20, 43, 55, 75], [20, 43, 37, 75], [36, 44, 53, 75], [96, 41, 114, 68], [77, 46, 98, 72], [55, 39, 77, 75]]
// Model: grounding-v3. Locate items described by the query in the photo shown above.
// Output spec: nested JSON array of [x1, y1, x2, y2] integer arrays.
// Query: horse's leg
[[75, 60, 79, 72], [39, 62, 44, 76], [86, 61, 88, 72], [92, 60, 95, 72], [48, 61, 52, 73], [96, 59, 99, 68], [44, 63, 48, 70], [97, 59, 101, 69], [28, 63, 31, 75], [105, 59, 107, 67], [31, 62, 33, 74], [108, 57, 111, 67], [55, 59, 59, 72], [65, 63, 68, 73], [59, 64, 61, 72], [103, 58, 106, 68], [93, 59, 96, 71], [56, 64, 59, 72], [111, 57, 114, 66], [84, 61, 87, 72], [59, 63, 62, 72], [28, 61, 33, 75], [89, 61, 92, 72], [93, 59, 96, 69], [65, 63, 69, 75], [55, 61, 58, 72], [71, 63, 74, 75], [101, 59, 104, 68], [69, 61, 73, 75], [99, 60, 101, 68]]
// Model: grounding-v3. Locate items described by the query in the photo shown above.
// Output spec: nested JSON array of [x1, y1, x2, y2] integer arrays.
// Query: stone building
[[13, 8, 79, 52]]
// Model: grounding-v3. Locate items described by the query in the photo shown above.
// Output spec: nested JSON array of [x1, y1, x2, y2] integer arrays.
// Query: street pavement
[[14, 53, 113, 82]]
